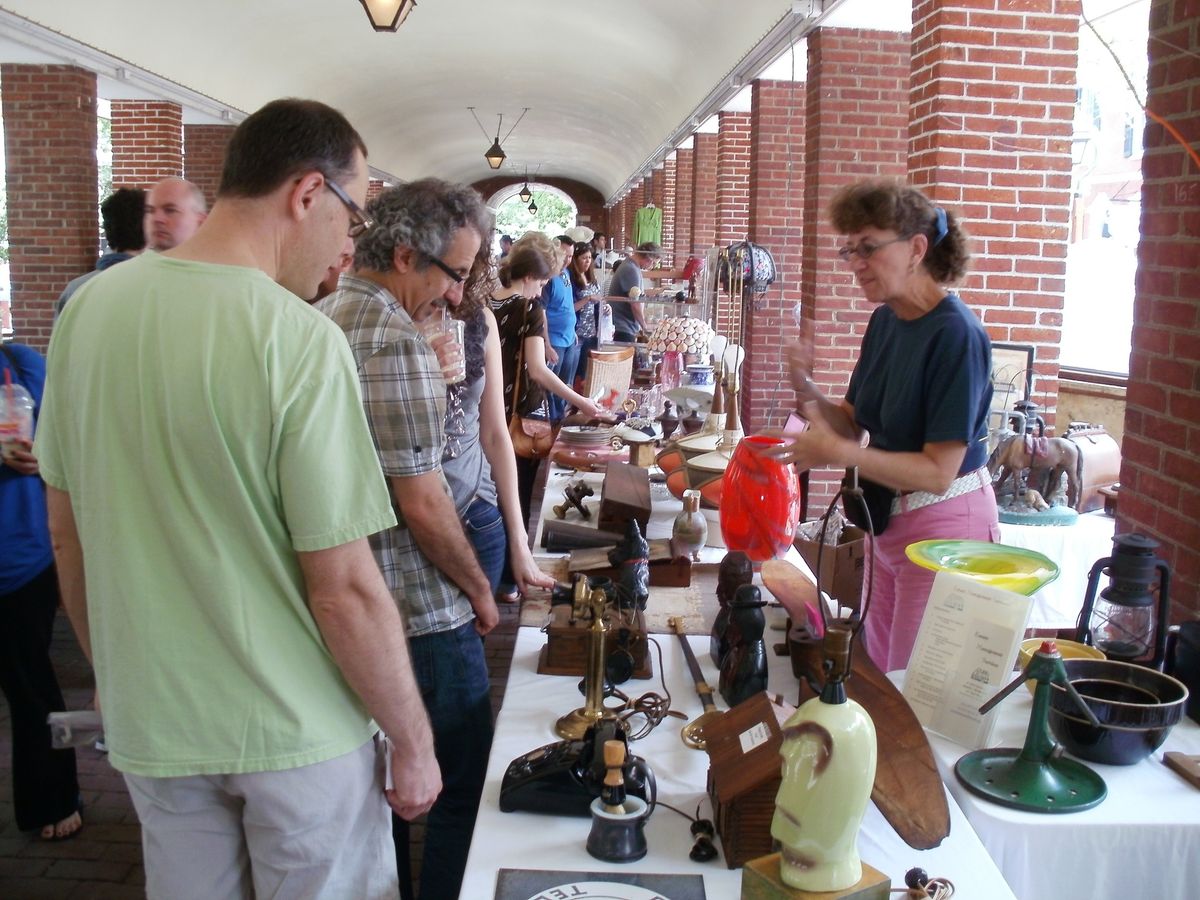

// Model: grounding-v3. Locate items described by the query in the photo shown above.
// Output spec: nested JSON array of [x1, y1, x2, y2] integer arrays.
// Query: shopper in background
[[767, 179, 996, 672], [492, 244, 602, 524], [443, 247, 556, 600], [568, 241, 601, 386], [541, 234, 579, 421], [0, 342, 82, 843], [607, 241, 660, 342]]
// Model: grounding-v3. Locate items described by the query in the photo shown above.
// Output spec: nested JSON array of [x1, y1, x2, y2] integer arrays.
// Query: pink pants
[[862, 482, 1000, 673]]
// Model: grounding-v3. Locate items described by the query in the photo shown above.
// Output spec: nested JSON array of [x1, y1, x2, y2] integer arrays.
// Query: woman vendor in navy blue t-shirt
[[767, 179, 999, 672]]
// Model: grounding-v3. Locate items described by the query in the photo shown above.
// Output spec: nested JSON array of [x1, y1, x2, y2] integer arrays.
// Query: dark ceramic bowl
[[1048, 658, 1189, 766]]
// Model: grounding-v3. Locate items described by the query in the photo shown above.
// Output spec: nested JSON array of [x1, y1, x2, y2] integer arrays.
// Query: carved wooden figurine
[[718, 584, 768, 708], [710, 550, 753, 667], [608, 519, 650, 611]]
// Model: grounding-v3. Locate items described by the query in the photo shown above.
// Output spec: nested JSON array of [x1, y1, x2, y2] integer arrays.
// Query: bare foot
[[40, 810, 82, 841]]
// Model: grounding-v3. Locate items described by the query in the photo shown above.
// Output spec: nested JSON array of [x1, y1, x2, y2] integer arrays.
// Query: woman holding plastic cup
[[491, 242, 602, 523], [1, 342, 82, 841]]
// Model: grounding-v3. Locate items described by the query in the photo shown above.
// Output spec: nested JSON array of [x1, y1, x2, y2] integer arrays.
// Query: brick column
[[691, 132, 719, 256], [650, 167, 667, 260], [744, 80, 807, 434], [661, 158, 677, 264], [910, 0, 1080, 429], [716, 111, 752, 245], [1118, 0, 1200, 618], [184, 124, 234, 208], [673, 148, 695, 265], [801, 28, 911, 507], [1, 65, 98, 351], [110, 100, 183, 188], [612, 197, 627, 251]]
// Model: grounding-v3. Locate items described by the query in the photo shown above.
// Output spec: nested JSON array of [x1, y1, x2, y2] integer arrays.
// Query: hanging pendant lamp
[[528, 198, 538, 214], [519, 168, 532, 204], [485, 114, 506, 169], [358, 0, 416, 32]]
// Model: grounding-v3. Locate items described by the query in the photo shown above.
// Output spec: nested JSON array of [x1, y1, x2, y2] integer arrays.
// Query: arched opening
[[486, 182, 578, 245]]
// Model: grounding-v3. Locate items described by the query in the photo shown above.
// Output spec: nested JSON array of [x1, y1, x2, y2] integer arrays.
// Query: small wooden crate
[[704, 691, 796, 868], [598, 462, 651, 535]]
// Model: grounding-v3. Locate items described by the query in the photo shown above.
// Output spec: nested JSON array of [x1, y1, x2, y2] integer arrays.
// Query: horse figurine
[[988, 433, 1082, 509]]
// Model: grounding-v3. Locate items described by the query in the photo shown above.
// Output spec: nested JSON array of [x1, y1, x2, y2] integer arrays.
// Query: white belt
[[892, 466, 991, 516]]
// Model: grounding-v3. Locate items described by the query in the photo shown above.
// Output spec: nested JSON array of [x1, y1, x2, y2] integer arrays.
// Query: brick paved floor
[[0, 601, 522, 899]]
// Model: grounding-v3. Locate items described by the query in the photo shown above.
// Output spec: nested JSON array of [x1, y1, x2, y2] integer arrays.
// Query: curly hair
[[569, 241, 596, 292], [454, 237, 496, 322], [828, 178, 970, 284], [355, 178, 493, 274]]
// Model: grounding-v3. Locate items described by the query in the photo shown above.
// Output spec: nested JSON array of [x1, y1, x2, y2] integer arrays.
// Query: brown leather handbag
[[507, 298, 557, 459]]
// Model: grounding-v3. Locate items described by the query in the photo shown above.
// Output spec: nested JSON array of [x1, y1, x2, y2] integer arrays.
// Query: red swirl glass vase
[[719, 435, 801, 562]]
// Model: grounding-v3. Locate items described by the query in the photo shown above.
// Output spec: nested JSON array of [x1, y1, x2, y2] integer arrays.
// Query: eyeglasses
[[836, 236, 909, 262], [424, 254, 466, 284], [324, 179, 374, 239]]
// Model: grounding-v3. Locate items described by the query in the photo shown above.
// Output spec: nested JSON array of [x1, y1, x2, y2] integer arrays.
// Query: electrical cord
[[605, 637, 684, 740], [650, 799, 718, 863]]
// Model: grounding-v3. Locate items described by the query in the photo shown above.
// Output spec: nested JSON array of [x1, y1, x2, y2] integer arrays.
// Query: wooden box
[[598, 462, 651, 535], [536, 603, 652, 680], [704, 691, 796, 868]]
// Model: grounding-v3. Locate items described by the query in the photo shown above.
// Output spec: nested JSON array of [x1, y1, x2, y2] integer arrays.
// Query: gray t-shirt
[[608, 258, 643, 336]]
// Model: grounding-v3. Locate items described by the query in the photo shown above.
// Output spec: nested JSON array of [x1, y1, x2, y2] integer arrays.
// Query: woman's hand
[[575, 397, 603, 419], [509, 547, 555, 598], [761, 402, 853, 471], [545, 345, 559, 366], [0, 439, 39, 476], [787, 342, 821, 404]]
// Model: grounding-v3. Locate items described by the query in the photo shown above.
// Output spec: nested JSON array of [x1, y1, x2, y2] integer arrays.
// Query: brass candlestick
[[556, 586, 616, 739]]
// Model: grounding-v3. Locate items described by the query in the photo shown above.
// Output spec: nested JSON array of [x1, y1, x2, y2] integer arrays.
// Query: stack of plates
[[558, 425, 617, 450]]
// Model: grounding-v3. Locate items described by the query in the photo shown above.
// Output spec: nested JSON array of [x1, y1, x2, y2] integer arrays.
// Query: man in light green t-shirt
[[35, 99, 438, 900]]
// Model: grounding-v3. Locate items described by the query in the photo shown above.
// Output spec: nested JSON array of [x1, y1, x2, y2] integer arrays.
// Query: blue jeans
[[463, 497, 507, 595], [393, 621, 493, 900], [548, 341, 580, 421]]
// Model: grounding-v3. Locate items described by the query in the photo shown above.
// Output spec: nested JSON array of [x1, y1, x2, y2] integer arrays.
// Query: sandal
[[39, 810, 83, 842]]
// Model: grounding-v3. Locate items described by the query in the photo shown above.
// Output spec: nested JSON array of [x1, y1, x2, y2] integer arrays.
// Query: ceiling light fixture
[[519, 167, 532, 203], [358, 0, 416, 32], [484, 114, 506, 169], [469, 106, 531, 172], [528, 198, 538, 214]]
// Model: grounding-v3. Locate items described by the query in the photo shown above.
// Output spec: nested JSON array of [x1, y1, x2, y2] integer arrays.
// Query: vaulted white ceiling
[[0, 0, 911, 200]]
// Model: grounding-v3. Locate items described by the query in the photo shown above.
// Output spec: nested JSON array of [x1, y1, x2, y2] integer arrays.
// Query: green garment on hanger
[[633, 205, 662, 246]]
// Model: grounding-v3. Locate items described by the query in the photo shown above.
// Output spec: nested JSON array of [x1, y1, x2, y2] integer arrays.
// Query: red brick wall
[[111, 100, 183, 188], [1, 65, 98, 351], [717, 111, 752, 246], [183, 124, 233, 208], [673, 148, 695, 265], [744, 80, 807, 434], [1118, 0, 1200, 619], [661, 158, 677, 264], [910, 0, 1080, 430], [801, 29, 911, 507], [691, 132, 719, 256]]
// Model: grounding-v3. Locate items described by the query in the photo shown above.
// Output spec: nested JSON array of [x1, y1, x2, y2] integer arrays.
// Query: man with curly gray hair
[[317, 177, 496, 900]]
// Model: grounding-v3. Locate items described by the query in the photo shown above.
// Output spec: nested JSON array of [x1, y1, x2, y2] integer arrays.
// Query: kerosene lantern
[[1075, 533, 1172, 670]]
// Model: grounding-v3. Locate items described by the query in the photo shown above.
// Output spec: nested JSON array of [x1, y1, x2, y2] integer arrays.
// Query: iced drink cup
[[420, 316, 466, 385]]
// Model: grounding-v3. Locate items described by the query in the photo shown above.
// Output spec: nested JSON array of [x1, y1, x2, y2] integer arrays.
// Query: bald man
[[144, 177, 208, 251]]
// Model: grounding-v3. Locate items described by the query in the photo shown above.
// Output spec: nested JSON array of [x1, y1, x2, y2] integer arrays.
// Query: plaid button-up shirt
[[318, 274, 474, 637]]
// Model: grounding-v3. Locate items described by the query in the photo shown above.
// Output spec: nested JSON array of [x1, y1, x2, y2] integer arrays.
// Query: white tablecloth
[[998, 511, 1115, 630], [459, 626, 1017, 899], [924, 678, 1200, 900]]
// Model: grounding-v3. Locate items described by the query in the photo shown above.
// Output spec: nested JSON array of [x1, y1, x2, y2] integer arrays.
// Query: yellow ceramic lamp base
[[741, 854, 889, 900]]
